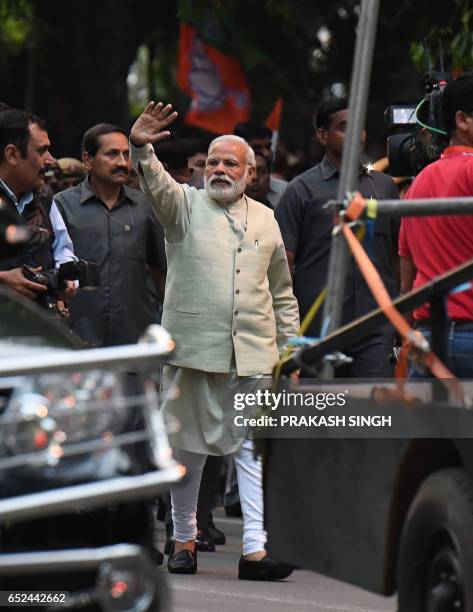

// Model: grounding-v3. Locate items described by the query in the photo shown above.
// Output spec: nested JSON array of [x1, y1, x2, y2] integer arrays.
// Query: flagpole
[[271, 130, 279, 158], [320, 0, 381, 377]]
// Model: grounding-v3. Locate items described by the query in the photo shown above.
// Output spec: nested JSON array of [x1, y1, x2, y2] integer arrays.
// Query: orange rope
[[341, 220, 463, 404], [395, 343, 410, 380]]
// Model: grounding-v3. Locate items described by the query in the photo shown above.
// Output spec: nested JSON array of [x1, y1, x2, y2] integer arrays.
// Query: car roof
[[0, 286, 82, 354]]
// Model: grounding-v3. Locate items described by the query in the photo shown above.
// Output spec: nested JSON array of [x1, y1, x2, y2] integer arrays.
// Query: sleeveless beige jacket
[[131, 143, 299, 376]]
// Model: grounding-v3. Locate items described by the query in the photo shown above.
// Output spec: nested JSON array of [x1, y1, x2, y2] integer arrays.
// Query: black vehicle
[[0, 286, 182, 611], [263, 256, 473, 612], [265, 426, 473, 611]]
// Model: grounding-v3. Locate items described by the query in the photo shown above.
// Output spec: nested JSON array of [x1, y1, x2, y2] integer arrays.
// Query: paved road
[[157, 513, 397, 612]]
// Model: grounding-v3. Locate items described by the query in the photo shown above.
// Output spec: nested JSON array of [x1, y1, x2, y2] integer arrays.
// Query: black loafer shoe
[[196, 529, 216, 552], [238, 555, 293, 581], [150, 546, 164, 566], [200, 521, 226, 546], [167, 540, 197, 575]]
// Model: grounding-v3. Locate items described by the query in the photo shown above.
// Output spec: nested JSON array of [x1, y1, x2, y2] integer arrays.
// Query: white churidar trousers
[[170, 439, 266, 555]]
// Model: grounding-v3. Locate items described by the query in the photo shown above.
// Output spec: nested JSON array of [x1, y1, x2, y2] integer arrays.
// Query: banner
[[177, 23, 251, 134]]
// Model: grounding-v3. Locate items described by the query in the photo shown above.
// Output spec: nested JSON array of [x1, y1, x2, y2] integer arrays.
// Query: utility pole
[[320, 0, 381, 377]]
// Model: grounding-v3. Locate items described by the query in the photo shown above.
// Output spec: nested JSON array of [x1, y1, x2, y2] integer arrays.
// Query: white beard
[[205, 172, 247, 205]]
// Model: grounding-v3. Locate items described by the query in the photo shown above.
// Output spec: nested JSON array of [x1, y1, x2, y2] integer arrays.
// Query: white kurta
[[131, 143, 299, 454], [130, 142, 300, 377], [162, 197, 268, 455], [162, 363, 270, 455]]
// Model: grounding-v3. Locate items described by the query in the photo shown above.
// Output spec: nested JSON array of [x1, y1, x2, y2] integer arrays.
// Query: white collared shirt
[[0, 178, 76, 265]]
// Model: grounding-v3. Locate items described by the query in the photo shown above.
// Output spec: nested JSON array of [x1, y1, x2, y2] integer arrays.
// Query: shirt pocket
[[122, 215, 148, 261], [240, 243, 274, 282], [169, 308, 201, 315]]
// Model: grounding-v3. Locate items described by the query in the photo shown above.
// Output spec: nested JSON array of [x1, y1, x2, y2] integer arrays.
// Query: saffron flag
[[265, 98, 283, 154], [264, 98, 283, 132], [177, 23, 251, 134]]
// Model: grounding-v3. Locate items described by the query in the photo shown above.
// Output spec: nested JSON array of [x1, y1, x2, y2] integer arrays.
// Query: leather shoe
[[150, 546, 164, 566], [238, 554, 293, 581], [167, 540, 197, 575], [200, 520, 226, 545], [196, 529, 216, 552]]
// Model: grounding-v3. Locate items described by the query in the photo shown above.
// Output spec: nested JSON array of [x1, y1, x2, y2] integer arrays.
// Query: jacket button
[[234, 310, 239, 315], [237, 247, 242, 253], [236, 269, 240, 274], [233, 330, 237, 336], [235, 289, 240, 294]]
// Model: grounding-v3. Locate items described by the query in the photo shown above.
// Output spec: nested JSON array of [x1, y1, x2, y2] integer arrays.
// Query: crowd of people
[[1, 70, 473, 580]]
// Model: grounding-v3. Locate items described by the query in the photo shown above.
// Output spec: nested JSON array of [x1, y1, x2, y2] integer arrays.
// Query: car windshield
[[0, 287, 80, 353]]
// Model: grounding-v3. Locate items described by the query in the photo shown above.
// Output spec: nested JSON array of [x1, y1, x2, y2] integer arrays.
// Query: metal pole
[[373, 197, 473, 217], [321, 0, 381, 377], [336, 0, 381, 200], [0, 544, 143, 574], [0, 342, 172, 377], [324, 196, 473, 217], [0, 465, 184, 523]]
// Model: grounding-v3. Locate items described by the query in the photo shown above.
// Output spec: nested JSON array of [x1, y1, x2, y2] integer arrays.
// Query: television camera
[[385, 46, 450, 177]]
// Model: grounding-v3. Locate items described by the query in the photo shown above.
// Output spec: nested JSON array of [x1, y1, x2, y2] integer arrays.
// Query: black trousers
[[342, 333, 395, 378], [301, 334, 395, 379], [197, 456, 223, 528]]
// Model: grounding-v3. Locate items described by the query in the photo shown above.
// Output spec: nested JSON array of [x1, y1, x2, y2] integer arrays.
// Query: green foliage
[[128, 39, 187, 120], [410, 2, 473, 74], [410, 27, 451, 73], [178, 0, 295, 24], [451, 9, 473, 70], [5, 0, 470, 155], [0, 0, 32, 60]]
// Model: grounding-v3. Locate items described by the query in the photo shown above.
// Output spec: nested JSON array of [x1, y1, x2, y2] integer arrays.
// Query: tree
[[0, 0, 471, 159], [0, 0, 179, 155]]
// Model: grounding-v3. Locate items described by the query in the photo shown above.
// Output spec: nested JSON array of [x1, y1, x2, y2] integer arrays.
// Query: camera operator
[[400, 72, 473, 377], [0, 108, 76, 301]]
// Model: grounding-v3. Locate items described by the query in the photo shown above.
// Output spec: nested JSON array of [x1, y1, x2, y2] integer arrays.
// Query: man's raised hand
[[130, 102, 178, 147]]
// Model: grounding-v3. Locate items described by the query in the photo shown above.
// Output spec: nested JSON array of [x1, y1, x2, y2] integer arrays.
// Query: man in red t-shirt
[[399, 71, 473, 376]]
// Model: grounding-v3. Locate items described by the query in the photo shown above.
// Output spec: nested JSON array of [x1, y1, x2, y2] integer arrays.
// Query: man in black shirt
[[55, 123, 166, 347], [275, 99, 399, 377]]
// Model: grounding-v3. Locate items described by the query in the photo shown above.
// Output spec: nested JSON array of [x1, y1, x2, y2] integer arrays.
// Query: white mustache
[[209, 175, 234, 188]]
